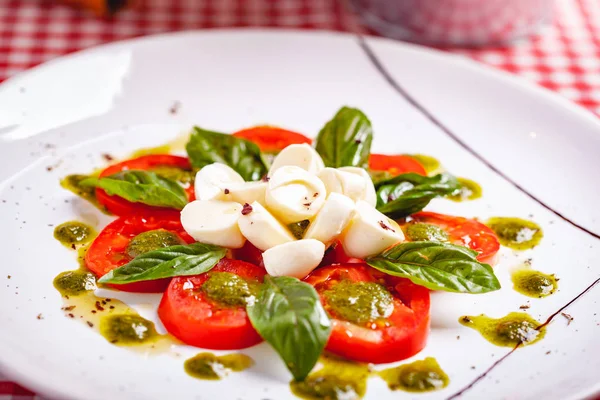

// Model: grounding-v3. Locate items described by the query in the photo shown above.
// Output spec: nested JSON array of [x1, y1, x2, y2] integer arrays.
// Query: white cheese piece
[[180, 200, 246, 249], [304, 193, 355, 246], [317, 167, 376, 206], [265, 166, 327, 224], [237, 201, 295, 251], [268, 143, 325, 175], [194, 163, 244, 201], [338, 167, 377, 207], [263, 239, 325, 278], [340, 200, 404, 259], [226, 181, 268, 206]]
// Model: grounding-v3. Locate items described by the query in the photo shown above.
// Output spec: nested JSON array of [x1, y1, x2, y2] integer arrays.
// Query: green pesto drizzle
[[377, 357, 449, 393], [512, 267, 557, 298], [486, 217, 543, 250], [459, 312, 545, 347], [323, 281, 393, 325], [448, 177, 482, 202], [290, 354, 369, 400], [125, 229, 185, 259], [184, 353, 254, 380], [53, 221, 97, 248], [402, 222, 449, 242]]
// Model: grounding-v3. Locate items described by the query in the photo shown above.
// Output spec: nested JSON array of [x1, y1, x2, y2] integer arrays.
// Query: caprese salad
[[57, 106, 515, 394]]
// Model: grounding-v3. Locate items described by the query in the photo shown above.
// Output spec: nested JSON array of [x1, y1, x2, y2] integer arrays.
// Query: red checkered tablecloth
[[1, 0, 600, 397]]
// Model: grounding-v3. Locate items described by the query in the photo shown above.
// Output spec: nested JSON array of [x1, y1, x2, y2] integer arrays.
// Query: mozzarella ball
[[340, 200, 404, 259], [180, 200, 246, 248], [194, 163, 244, 201], [338, 167, 377, 207], [263, 239, 326, 279], [269, 143, 325, 176], [265, 166, 327, 224], [304, 193, 355, 246], [318, 167, 376, 206], [226, 181, 267, 206], [238, 201, 295, 251]]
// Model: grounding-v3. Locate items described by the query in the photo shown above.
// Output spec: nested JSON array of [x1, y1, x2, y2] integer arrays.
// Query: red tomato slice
[[85, 213, 194, 293], [305, 264, 430, 364], [369, 154, 427, 176], [96, 154, 195, 216], [158, 259, 266, 350], [232, 126, 312, 153], [320, 241, 364, 266], [407, 212, 500, 265]]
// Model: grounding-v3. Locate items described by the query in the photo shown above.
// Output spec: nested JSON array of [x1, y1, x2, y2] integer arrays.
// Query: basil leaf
[[186, 126, 268, 181], [98, 243, 227, 284], [366, 241, 501, 294], [315, 107, 373, 168], [247, 276, 331, 381], [81, 170, 188, 210], [375, 173, 460, 219]]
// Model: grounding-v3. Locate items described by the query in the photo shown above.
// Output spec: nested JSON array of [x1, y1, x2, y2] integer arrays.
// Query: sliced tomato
[[96, 154, 195, 216], [369, 154, 427, 176], [231, 240, 264, 268], [305, 263, 430, 364], [406, 211, 500, 264], [158, 259, 266, 350], [85, 213, 194, 293], [232, 126, 312, 153]]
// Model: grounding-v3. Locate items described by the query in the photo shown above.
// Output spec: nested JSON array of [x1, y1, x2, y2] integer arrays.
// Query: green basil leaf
[[375, 173, 460, 219], [98, 242, 227, 284], [81, 170, 188, 210], [247, 276, 331, 381], [366, 241, 501, 294], [186, 126, 268, 181], [315, 107, 373, 168]]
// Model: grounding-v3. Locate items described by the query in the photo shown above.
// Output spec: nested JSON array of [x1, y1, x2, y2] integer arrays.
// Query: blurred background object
[[59, 0, 135, 16], [350, 0, 554, 46]]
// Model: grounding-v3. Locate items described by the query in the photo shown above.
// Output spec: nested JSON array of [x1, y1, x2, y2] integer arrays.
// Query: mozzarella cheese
[[237, 201, 295, 251], [263, 239, 325, 278], [180, 200, 246, 248], [265, 166, 327, 224], [194, 163, 244, 201], [269, 143, 325, 175], [338, 167, 377, 207], [304, 193, 355, 246], [317, 167, 376, 206], [341, 200, 404, 259], [226, 181, 267, 205]]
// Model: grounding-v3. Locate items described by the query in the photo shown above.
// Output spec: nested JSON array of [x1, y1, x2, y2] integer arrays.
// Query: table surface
[[1, 0, 600, 398]]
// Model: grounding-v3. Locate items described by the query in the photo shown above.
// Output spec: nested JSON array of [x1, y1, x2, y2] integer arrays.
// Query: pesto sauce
[[53, 269, 97, 297], [512, 268, 557, 298], [60, 174, 108, 213], [459, 312, 545, 347], [184, 352, 254, 380], [377, 357, 449, 393], [486, 217, 543, 250], [323, 281, 393, 325], [99, 314, 159, 345], [202, 272, 259, 307], [449, 177, 482, 202], [403, 222, 449, 242], [290, 354, 369, 400], [125, 229, 185, 259], [53, 221, 97, 248], [406, 154, 441, 175]]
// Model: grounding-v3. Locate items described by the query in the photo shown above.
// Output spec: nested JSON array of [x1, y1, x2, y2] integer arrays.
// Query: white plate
[[0, 30, 599, 400]]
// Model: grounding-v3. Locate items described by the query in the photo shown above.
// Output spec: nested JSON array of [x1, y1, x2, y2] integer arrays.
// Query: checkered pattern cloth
[[1, 0, 600, 397]]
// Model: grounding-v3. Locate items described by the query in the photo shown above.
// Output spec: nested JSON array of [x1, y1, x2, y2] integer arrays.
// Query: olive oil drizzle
[[511, 265, 557, 298], [459, 312, 545, 347], [377, 357, 449, 393], [184, 353, 254, 380]]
